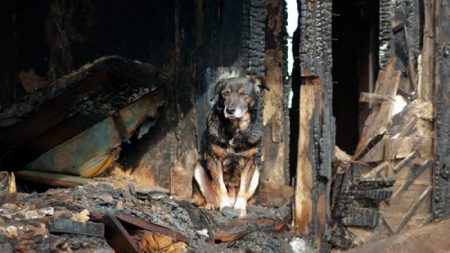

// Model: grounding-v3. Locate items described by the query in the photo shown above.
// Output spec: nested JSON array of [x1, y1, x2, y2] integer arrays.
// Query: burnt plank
[[356, 177, 396, 190], [418, 0, 436, 101], [341, 207, 379, 228], [48, 218, 104, 237], [293, 82, 322, 235], [433, 0, 450, 220], [100, 213, 140, 253], [262, 0, 288, 186]]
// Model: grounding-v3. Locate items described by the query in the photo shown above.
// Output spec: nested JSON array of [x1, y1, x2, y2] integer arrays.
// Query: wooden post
[[418, 0, 436, 102], [262, 0, 289, 189], [293, 0, 333, 250], [293, 82, 321, 235], [433, 0, 450, 220]]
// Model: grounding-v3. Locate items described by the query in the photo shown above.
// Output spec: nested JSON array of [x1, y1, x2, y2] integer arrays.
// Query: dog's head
[[213, 76, 269, 119]]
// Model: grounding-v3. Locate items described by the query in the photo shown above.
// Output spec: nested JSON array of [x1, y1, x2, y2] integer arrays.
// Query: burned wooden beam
[[48, 218, 105, 238], [293, 82, 322, 236], [96, 213, 140, 253], [341, 207, 379, 228], [418, 0, 435, 102], [433, 0, 450, 220], [262, 0, 289, 187]]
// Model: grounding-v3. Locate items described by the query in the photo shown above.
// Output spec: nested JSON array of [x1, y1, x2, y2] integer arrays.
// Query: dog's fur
[[194, 76, 268, 216]]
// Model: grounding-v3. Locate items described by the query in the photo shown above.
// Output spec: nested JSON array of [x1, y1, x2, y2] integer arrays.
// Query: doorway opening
[[332, 0, 380, 155]]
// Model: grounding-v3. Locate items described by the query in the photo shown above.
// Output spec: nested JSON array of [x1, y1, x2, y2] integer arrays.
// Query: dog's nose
[[226, 107, 235, 115]]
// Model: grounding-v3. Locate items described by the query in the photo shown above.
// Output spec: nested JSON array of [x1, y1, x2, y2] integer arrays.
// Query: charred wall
[[0, 1, 288, 198], [0, 0, 175, 109]]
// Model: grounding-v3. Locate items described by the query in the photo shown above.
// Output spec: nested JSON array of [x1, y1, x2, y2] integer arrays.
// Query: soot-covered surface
[[0, 179, 313, 253]]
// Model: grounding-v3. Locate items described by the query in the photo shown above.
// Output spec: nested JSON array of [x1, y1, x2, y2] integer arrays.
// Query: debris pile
[[0, 179, 312, 253], [0, 56, 166, 179], [330, 56, 433, 250]]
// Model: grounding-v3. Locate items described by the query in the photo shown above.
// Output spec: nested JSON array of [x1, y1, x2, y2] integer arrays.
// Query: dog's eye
[[222, 91, 230, 97], [240, 93, 248, 98]]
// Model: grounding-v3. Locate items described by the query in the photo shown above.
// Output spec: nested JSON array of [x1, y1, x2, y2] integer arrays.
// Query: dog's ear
[[251, 75, 270, 92], [210, 80, 222, 102]]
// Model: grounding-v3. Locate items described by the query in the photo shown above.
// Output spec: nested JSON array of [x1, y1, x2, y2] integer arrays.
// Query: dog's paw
[[233, 197, 247, 217], [204, 203, 217, 210], [219, 196, 234, 211], [235, 208, 247, 217]]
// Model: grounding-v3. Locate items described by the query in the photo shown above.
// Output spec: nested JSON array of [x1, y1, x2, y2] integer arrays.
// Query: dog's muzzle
[[224, 107, 246, 119]]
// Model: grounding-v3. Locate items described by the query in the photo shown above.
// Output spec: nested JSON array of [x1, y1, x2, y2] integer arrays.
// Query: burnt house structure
[[0, 0, 449, 252]]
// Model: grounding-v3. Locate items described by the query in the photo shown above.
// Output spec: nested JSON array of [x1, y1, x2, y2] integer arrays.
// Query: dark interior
[[332, 0, 379, 154]]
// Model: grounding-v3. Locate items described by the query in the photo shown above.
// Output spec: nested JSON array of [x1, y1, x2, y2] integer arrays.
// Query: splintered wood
[[338, 54, 435, 248], [354, 57, 401, 159], [293, 82, 322, 235]]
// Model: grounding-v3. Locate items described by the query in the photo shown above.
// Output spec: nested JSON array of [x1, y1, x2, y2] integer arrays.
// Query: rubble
[[345, 218, 450, 253], [0, 179, 297, 252], [0, 56, 167, 179]]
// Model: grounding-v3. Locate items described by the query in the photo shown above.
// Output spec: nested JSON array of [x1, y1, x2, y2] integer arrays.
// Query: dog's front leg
[[208, 158, 234, 210], [234, 160, 260, 217], [194, 162, 219, 209]]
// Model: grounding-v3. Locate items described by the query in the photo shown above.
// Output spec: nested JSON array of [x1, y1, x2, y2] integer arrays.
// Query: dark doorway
[[332, 0, 379, 154]]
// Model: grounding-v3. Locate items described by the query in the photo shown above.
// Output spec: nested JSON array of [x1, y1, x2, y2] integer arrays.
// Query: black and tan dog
[[194, 76, 269, 216]]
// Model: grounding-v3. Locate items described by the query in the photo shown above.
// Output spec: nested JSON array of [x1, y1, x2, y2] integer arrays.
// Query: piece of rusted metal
[[99, 213, 140, 253]]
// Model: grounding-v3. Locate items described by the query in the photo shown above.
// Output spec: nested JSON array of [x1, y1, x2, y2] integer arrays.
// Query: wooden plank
[[394, 185, 432, 234], [341, 207, 379, 228], [393, 151, 418, 173], [48, 218, 105, 237], [346, 217, 450, 253], [262, 0, 288, 186], [363, 161, 390, 178], [99, 213, 140, 253], [360, 137, 386, 163], [293, 83, 321, 235], [16, 170, 93, 187], [418, 0, 435, 102], [359, 92, 394, 103], [433, 0, 450, 219], [390, 160, 431, 201], [385, 137, 433, 160], [355, 57, 401, 158]]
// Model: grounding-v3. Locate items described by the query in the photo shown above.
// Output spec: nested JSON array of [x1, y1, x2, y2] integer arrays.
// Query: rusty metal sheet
[[26, 117, 121, 177]]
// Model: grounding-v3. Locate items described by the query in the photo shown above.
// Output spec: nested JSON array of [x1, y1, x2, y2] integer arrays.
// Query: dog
[[194, 75, 269, 216]]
